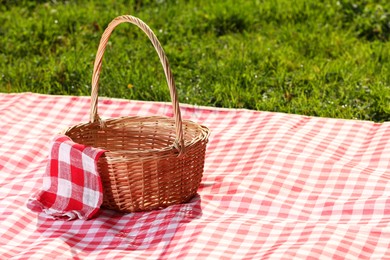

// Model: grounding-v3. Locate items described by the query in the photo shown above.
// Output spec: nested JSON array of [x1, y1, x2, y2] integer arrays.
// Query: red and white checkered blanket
[[1, 93, 390, 259], [27, 135, 106, 220]]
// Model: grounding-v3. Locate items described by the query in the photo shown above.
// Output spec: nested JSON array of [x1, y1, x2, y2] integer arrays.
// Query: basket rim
[[62, 115, 210, 156]]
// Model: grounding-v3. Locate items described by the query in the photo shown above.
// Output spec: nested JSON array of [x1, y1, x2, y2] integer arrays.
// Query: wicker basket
[[63, 15, 210, 213]]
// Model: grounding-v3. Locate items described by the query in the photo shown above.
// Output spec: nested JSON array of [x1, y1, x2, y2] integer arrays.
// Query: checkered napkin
[[27, 135, 106, 220]]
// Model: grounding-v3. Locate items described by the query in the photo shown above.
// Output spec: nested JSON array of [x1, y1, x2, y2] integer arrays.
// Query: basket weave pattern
[[63, 15, 210, 212]]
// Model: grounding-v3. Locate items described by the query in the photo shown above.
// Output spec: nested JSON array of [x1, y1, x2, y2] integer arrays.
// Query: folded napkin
[[28, 135, 106, 220]]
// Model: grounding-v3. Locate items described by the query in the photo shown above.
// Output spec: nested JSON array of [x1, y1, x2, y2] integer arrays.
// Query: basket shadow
[[36, 194, 202, 254]]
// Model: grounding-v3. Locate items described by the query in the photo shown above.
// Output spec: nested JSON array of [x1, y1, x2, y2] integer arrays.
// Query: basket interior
[[64, 116, 207, 152]]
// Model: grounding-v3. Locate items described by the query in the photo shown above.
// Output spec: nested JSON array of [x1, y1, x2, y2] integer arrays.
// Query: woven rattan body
[[63, 16, 210, 212]]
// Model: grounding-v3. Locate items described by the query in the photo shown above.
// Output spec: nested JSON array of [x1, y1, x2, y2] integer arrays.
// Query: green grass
[[1, 0, 390, 121]]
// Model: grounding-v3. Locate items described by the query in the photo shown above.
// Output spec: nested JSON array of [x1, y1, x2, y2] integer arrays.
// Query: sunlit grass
[[1, 0, 390, 121]]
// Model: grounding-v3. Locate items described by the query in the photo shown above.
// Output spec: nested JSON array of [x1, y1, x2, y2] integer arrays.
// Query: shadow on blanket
[[35, 194, 202, 255]]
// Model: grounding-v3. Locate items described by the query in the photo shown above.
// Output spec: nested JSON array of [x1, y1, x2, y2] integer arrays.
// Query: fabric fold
[[27, 135, 106, 220]]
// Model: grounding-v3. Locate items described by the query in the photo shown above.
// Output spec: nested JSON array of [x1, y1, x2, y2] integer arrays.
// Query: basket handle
[[90, 15, 185, 154]]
